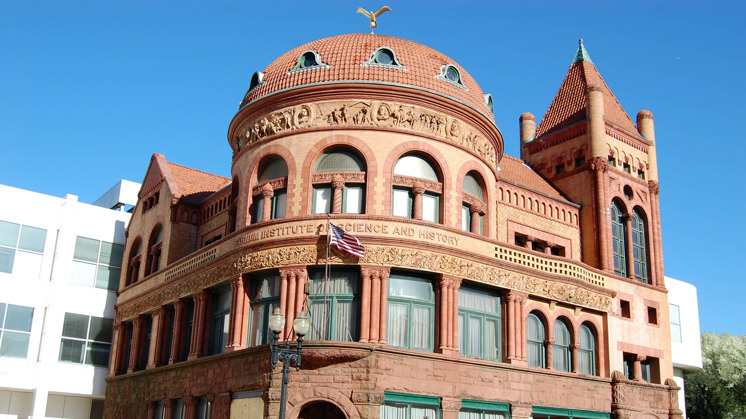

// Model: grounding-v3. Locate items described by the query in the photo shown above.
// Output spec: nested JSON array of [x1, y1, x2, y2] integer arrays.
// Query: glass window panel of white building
[[0, 220, 47, 278], [71, 236, 124, 291], [0, 302, 34, 358], [59, 312, 114, 367]]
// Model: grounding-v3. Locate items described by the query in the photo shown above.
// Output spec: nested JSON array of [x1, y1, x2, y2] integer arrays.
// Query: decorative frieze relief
[[311, 172, 366, 184], [234, 100, 498, 170], [116, 243, 612, 321]]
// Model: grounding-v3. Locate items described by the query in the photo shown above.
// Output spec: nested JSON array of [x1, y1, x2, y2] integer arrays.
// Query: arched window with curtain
[[527, 312, 546, 368], [392, 154, 441, 223], [578, 323, 596, 375], [552, 319, 572, 372], [252, 158, 288, 223], [611, 200, 627, 277], [312, 149, 366, 215], [631, 208, 648, 283], [462, 172, 485, 234], [144, 226, 163, 277]]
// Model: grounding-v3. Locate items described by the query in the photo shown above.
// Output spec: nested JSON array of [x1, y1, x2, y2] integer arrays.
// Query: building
[[0, 180, 138, 419], [665, 277, 702, 418], [105, 33, 683, 419]]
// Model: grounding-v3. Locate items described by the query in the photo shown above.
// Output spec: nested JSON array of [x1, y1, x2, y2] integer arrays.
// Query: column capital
[[648, 180, 660, 195], [261, 183, 274, 198], [331, 174, 346, 190], [590, 156, 610, 173], [412, 180, 426, 195]]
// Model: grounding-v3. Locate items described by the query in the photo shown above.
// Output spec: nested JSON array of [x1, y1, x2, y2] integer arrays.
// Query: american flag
[[328, 223, 365, 257]]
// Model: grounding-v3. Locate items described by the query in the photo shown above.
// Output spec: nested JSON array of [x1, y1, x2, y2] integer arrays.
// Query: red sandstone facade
[[105, 35, 681, 419]]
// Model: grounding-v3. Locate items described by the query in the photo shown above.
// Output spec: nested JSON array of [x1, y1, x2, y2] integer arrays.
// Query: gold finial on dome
[[356, 6, 391, 34]]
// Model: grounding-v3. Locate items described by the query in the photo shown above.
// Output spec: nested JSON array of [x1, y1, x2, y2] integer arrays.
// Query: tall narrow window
[[248, 272, 281, 346], [71, 237, 124, 291], [631, 208, 648, 283], [552, 319, 572, 372], [59, 313, 114, 367], [253, 158, 288, 223], [527, 312, 546, 368], [0, 302, 34, 358], [611, 200, 627, 277], [312, 149, 366, 214], [308, 268, 359, 341], [578, 323, 596, 375], [0, 220, 46, 278], [209, 286, 231, 355], [126, 239, 142, 286], [144, 226, 163, 276], [462, 173, 485, 234], [392, 154, 441, 223], [387, 273, 434, 351], [669, 304, 681, 343], [458, 286, 500, 361]]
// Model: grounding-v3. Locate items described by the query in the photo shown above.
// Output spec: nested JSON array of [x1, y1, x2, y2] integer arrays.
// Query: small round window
[[446, 66, 459, 82], [376, 49, 394, 65], [301, 52, 319, 68]]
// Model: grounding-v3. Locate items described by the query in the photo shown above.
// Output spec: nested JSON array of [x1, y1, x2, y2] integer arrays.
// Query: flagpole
[[323, 213, 331, 340]]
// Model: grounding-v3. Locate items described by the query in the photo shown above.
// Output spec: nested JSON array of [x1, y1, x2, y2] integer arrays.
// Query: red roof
[[535, 59, 637, 138], [166, 162, 230, 204], [500, 155, 565, 199], [241, 34, 493, 117]]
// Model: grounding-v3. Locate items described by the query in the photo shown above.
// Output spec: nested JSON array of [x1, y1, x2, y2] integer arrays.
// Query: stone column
[[634, 355, 645, 381], [369, 269, 381, 343], [450, 277, 461, 352], [279, 267, 305, 339], [183, 397, 199, 419], [525, 236, 534, 251], [359, 267, 372, 343], [227, 275, 248, 351], [571, 343, 580, 373], [188, 290, 211, 360], [378, 268, 390, 344], [470, 202, 485, 234], [412, 181, 425, 220], [109, 322, 124, 376], [212, 393, 231, 419], [163, 399, 175, 419], [623, 213, 636, 280], [148, 306, 170, 368], [649, 181, 663, 287], [591, 157, 612, 272], [544, 241, 554, 255], [169, 299, 187, 364], [128, 315, 145, 373], [504, 291, 527, 364], [261, 183, 274, 222], [546, 338, 555, 370], [437, 275, 448, 353], [331, 175, 345, 214]]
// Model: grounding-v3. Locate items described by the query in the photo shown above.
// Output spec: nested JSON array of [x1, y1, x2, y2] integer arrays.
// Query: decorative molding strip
[[164, 248, 218, 281], [234, 99, 498, 170]]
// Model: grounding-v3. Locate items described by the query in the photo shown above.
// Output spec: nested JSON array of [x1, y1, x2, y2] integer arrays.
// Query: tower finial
[[572, 39, 593, 65], [356, 6, 392, 34]]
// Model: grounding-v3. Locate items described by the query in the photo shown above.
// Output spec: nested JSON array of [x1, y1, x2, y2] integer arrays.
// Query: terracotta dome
[[240, 33, 494, 119]]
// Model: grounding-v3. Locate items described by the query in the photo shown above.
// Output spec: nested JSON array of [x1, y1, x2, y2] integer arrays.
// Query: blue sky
[[2, 1, 744, 335]]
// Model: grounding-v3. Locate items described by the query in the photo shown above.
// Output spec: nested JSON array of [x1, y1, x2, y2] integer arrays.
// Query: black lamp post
[[268, 308, 310, 419]]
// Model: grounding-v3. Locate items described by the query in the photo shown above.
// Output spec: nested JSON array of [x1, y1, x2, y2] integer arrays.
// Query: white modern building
[[0, 181, 138, 419], [666, 276, 703, 419]]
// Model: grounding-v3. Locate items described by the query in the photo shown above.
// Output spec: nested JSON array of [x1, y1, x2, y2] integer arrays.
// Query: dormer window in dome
[[244, 71, 265, 99], [362, 47, 406, 70], [484, 94, 494, 114], [289, 50, 330, 74], [437, 64, 466, 90]]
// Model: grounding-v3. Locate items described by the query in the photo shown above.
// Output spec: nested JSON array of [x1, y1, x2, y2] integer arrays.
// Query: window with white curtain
[[312, 149, 366, 215], [527, 312, 546, 368], [380, 393, 440, 419], [458, 286, 500, 361], [253, 158, 288, 223], [578, 323, 596, 375], [308, 267, 359, 341], [392, 154, 441, 223], [552, 319, 572, 372], [249, 272, 281, 346], [387, 273, 434, 351], [458, 400, 510, 419]]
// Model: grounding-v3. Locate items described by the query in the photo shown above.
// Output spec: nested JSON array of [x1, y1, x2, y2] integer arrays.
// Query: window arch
[[290, 50, 329, 73], [438, 64, 465, 88], [552, 318, 572, 372], [527, 312, 546, 368], [144, 226, 163, 277], [363, 47, 404, 69], [252, 158, 288, 223], [462, 172, 485, 234], [312, 149, 366, 215], [578, 323, 596, 375], [611, 200, 627, 277], [392, 154, 442, 223], [631, 208, 648, 283], [125, 238, 142, 286]]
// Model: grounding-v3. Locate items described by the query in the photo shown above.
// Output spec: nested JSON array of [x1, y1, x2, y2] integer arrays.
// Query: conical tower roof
[[535, 40, 637, 138]]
